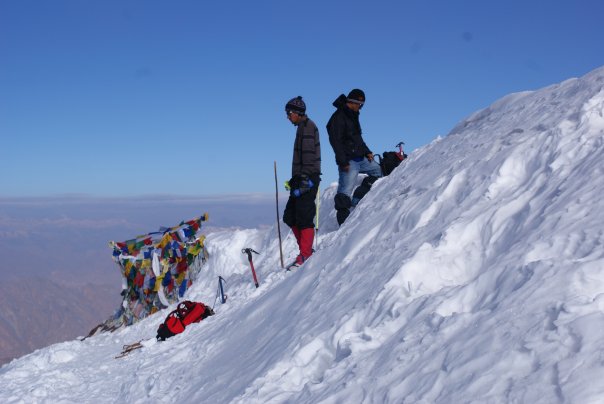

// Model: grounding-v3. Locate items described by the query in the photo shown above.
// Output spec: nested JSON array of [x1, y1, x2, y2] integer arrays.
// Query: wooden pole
[[274, 161, 284, 268]]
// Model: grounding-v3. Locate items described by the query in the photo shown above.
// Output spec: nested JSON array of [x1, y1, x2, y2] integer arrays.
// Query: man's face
[[287, 110, 302, 124], [347, 98, 365, 112]]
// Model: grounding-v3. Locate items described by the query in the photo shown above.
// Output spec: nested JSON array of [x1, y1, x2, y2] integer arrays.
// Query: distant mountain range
[[0, 277, 120, 366]]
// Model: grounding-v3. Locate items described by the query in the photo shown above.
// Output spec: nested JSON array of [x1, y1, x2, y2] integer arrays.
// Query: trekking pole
[[314, 184, 320, 251], [274, 161, 284, 268], [242, 248, 260, 288]]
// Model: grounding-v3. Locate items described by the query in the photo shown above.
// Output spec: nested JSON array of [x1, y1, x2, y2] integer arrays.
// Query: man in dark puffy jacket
[[326, 89, 382, 225], [283, 96, 321, 269]]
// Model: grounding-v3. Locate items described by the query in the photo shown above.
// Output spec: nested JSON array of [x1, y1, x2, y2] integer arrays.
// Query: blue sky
[[1, 0, 604, 197]]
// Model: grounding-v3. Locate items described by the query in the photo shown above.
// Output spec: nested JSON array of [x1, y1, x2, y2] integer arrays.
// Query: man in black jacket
[[283, 96, 321, 269], [326, 89, 382, 225]]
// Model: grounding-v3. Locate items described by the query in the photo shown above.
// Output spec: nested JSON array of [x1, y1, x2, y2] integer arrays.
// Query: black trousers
[[283, 185, 319, 229]]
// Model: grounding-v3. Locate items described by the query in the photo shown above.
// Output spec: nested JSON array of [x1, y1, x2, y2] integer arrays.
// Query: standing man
[[283, 96, 321, 269], [327, 89, 382, 226]]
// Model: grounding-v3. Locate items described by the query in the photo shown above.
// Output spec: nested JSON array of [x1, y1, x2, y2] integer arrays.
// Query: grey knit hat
[[285, 96, 306, 115]]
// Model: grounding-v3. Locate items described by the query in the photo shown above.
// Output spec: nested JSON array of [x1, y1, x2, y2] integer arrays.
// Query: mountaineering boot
[[334, 193, 352, 226], [352, 175, 379, 205], [286, 254, 306, 270]]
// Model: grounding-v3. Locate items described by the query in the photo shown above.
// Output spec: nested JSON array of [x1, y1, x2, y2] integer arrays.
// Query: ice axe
[[212, 276, 227, 309], [242, 248, 260, 288], [396, 141, 405, 154]]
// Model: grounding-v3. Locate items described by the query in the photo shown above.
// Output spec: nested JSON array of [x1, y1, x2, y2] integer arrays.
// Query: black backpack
[[376, 142, 407, 176]]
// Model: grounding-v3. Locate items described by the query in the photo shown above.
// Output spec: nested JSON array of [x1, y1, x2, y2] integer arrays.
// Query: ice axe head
[[241, 248, 259, 261]]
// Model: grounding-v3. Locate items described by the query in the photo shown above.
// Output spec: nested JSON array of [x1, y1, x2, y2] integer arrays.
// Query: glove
[[292, 175, 314, 197], [299, 175, 312, 189]]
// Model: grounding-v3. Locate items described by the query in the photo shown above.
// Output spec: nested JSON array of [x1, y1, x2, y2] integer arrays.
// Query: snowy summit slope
[[1, 66, 604, 403]]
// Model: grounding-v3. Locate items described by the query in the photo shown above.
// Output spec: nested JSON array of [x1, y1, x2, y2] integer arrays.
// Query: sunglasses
[[348, 99, 364, 109]]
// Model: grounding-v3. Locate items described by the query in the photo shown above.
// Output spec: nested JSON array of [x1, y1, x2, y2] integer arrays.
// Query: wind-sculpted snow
[[1, 66, 604, 403]]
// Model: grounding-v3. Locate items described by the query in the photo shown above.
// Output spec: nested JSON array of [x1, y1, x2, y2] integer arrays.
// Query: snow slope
[[1, 66, 604, 403]]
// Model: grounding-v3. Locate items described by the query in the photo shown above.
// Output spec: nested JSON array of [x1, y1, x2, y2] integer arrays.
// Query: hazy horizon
[[0, 193, 283, 284]]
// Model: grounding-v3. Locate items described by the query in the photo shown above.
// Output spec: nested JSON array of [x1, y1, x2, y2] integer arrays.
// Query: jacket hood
[[332, 94, 348, 109]]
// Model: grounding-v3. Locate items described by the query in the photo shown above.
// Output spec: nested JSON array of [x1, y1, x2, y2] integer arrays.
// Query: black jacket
[[291, 116, 321, 180], [326, 94, 372, 168]]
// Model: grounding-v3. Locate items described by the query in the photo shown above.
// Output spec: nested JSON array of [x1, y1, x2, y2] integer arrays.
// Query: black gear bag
[[375, 142, 407, 176]]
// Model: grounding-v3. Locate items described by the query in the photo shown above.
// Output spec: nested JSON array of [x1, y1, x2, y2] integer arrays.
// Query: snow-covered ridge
[[1, 66, 603, 403]]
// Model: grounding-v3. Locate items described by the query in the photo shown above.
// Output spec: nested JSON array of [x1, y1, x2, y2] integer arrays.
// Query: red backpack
[[177, 300, 207, 326], [156, 301, 214, 341]]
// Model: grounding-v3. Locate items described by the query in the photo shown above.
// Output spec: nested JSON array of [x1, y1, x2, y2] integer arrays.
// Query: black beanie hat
[[347, 89, 365, 102], [285, 96, 306, 115]]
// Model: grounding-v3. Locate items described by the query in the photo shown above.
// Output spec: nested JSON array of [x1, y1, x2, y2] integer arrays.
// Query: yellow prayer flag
[[154, 275, 163, 291], [157, 233, 172, 249]]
